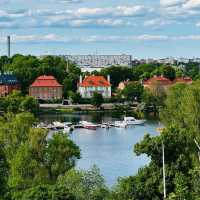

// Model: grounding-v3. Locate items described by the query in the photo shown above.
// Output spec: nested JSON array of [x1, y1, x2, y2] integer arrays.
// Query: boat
[[63, 122, 73, 133], [124, 117, 146, 125], [101, 123, 110, 129], [52, 121, 64, 129], [114, 121, 127, 128], [79, 121, 98, 130]]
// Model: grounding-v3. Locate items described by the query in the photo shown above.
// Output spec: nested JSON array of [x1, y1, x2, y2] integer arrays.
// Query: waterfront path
[[40, 103, 119, 110]]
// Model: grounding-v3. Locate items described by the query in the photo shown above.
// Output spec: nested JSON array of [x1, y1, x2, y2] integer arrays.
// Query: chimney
[[7, 36, 10, 58], [80, 75, 83, 84], [107, 75, 110, 83]]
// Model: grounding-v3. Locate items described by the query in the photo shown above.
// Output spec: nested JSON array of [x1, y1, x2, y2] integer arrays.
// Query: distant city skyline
[[1, 0, 200, 58]]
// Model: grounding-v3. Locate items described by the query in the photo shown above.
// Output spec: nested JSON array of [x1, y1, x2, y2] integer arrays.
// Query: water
[[40, 113, 159, 186]]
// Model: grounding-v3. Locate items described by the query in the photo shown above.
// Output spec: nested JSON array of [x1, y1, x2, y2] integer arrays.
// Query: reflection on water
[[39, 113, 159, 186]]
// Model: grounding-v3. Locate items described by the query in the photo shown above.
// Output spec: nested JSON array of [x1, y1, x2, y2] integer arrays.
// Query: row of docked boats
[[36, 117, 146, 132], [80, 117, 146, 130]]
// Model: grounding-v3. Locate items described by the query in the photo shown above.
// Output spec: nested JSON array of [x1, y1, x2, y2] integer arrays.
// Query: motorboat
[[124, 117, 146, 125], [52, 121, 64, 129], [114, 121, 127, 128], [101, 123, 110, 129], [79, 121, 98, 130], [63, 122, 73, 133]]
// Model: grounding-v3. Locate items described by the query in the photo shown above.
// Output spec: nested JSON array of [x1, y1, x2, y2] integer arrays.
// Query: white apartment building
[[63, 54, 132, 68]]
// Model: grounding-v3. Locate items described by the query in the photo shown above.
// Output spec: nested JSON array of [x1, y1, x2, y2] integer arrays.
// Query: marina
[[40, 113, 159, 186], [37, 116, 146, 131]]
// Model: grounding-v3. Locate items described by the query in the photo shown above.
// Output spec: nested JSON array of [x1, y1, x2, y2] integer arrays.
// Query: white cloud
[[75, 5, 147, 18], [183, 0, 200, 9], [160, 0, 186, 7], [58, 0, 82, 3], [0, 34, 189, 44], [0, 5, 149, 29], [1, 33, 200, 44], [144, 18, 173, 26]]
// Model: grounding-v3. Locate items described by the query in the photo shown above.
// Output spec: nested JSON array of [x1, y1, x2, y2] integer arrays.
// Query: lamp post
[[194, 139, 200, 162], [157, 127, 166, 199]]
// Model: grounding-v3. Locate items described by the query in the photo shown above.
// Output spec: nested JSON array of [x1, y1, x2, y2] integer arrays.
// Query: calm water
[[40, 113, 159, 186]]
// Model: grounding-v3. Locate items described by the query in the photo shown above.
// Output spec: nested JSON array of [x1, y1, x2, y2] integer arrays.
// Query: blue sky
[[1, 0, 200, 58]]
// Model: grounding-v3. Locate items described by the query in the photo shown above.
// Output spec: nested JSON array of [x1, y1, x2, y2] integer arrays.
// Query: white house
[[78, 75, 111, 98]]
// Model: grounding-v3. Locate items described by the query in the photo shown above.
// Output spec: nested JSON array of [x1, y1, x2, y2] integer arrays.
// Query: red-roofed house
[[143, 75, 193, 90], [174, 77, 193, 84], [143, 76, 173, 89], [29, 75, 63, 100], [78, 75, 111, 98]]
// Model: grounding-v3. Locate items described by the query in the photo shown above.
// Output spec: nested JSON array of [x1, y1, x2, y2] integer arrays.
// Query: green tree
[[113, 126, 198, 199], [46, 132, 81, 182], [100, 66, 137, 88], [0, 112, 36, 160], [0, 143, 8, 199], [21, 185, 76, 200], [161, 83, 188, 126], [142, 88, 159, 117], [91, 92, 104, 108], [1, 91, 39, 114], [57, 166, 109, 200], [8, 131, 80, 199], [69, 92, 82, 104], [122, 82, 144, 102], [161, 66, 176, 80], [63, 78, 74, 98], [20, 96, 39, 114]]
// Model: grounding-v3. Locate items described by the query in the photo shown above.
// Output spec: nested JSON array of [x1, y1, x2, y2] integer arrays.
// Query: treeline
[[1, 55, 199, 97]]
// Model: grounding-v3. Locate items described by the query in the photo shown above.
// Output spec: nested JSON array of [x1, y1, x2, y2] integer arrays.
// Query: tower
[[7, 36, 10, 58]]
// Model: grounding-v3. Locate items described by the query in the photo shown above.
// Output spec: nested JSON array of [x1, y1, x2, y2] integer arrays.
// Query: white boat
[[63, 122, 73, 133], [124, 117, 146, 125], [101, 123, 110, 129], [79, 121, 98, 130], [53, 121, 64, 129], [114, 121, 127, 128]]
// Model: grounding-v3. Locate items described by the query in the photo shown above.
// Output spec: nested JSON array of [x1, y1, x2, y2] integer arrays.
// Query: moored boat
[[124, 117, 145, 125], [63, 122, 73, 133], [114, 121, 127, 128], [52, 121, 64, 129], [79, 121, 98, 130]]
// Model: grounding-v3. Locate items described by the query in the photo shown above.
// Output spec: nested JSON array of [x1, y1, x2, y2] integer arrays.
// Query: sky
[[1, 0, 200, 58]]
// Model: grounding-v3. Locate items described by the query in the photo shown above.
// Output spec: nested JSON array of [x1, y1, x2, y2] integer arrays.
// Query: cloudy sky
[[1, 0, 200, 58]]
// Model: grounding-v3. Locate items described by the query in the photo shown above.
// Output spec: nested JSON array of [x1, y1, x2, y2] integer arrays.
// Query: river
[[39, 112, 160, 186]]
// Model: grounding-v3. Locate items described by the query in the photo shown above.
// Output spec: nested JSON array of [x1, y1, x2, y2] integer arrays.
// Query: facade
[[78, 75, 111, 98], [29, 75, 63, 100], [63, 55, 132, 68], [0, 73, 19, 97]]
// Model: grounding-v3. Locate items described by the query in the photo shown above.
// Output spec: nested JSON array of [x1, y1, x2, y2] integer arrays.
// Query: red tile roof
[[30, 75, 62, 87], [144, 76, 172, 86], [174, 77, 193, 84], [79, 76, 110, 87]]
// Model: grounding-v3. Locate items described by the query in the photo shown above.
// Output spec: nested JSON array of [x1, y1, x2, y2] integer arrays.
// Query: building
[[0, 73, 19, 97], [143, 75, 192, 90], [174, 77, 193, 84], [117, 80, 130, 90], [143, 76, 172, 89], [80, 67, 102, 73], [63, 54, 132, 68], [29, 75, 63, 100], [78, 75, 111, 98]]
